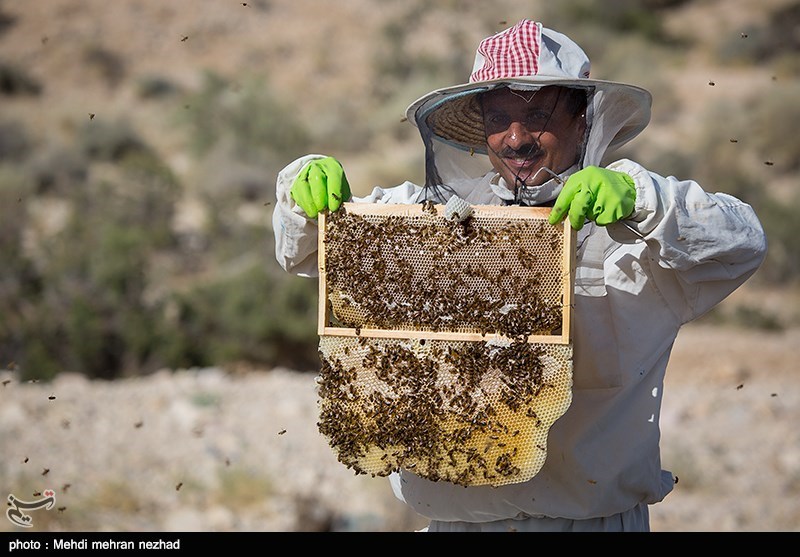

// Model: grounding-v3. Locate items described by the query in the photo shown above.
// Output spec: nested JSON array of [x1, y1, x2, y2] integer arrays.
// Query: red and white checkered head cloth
[[406, 19, 651, 155], [470, 20, 591, 83]]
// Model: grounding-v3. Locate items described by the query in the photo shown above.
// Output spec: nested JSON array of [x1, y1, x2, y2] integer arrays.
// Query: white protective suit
[[271, 83, 767, 531]]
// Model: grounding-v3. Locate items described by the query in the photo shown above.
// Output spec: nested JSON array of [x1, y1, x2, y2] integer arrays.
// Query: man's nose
[[505, 121, 534, 148]]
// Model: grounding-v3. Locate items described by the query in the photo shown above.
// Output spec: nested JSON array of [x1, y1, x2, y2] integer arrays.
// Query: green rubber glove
[[290, 156, 351, 219], [548, 166, 636, 230]]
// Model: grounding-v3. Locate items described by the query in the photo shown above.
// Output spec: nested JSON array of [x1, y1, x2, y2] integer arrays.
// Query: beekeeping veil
[[405, 19, 652, 203]]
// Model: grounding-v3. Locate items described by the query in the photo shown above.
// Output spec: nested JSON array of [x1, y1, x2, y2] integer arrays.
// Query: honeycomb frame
[[316, 202, 576, 487]]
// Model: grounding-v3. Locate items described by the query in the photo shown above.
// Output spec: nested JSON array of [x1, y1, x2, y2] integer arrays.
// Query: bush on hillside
[[176, 71, 311, 165]]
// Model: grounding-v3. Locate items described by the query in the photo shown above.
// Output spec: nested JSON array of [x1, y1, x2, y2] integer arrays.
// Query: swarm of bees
[[317, 203, 574, 487], [317, 336, 572, 487], [323, 205, 564, 340]]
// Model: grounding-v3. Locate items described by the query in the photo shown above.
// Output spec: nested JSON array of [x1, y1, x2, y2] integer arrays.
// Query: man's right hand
[[290, 156, 351, 219]]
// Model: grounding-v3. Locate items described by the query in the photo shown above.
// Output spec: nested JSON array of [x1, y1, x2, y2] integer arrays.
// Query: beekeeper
[[272, 19, 767, 532]]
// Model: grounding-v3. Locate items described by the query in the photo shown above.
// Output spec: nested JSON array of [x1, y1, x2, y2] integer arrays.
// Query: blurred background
[[0, 0, 798, 532], [1, 0, 798, 380]]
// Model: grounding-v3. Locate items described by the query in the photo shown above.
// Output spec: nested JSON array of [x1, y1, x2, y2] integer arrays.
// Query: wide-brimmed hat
[[406, 20, 652, 155]]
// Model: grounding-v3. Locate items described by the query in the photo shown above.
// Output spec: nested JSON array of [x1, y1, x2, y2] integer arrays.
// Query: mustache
[[497, 144, 541, 159]]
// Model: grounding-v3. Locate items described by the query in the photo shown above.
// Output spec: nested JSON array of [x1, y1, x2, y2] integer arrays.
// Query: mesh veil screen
[[317, 202, 574, 487]]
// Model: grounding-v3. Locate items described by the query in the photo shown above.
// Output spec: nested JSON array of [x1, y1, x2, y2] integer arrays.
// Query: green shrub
[[0, 119, 30, 160], [82, 45, 126, 88], [25, 144, 89, 195], [541, 0, 691, 44], [31, 202, 167, 379], [698, 302, 786, 331], [176, 71, 310, 164], [755, 194, 800, 285], [135, 74, 183, 100], [1, 144, 183, 379], [691, 99, 767, 207], [0, 61, 42, 96], [78, 118, 149, 162], [715, 2, 800, 65], [748, 82, 800, 173], [0, 168, 42, 376], [672, 90, 799, 285], [167, 264, 320, 372]]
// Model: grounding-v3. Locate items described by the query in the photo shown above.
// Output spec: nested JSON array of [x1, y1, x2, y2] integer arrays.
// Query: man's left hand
[[549, 166, 636, 230]]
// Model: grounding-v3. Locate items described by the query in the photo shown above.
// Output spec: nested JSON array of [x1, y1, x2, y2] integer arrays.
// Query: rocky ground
[[1, 321, 798, 533]]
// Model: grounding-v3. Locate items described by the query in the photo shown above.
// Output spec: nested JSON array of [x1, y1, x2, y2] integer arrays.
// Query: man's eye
[[485, 115, 511, 133]]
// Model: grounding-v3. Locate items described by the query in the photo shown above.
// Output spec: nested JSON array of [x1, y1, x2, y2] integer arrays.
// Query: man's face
[[481, 86, 586, 190]]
